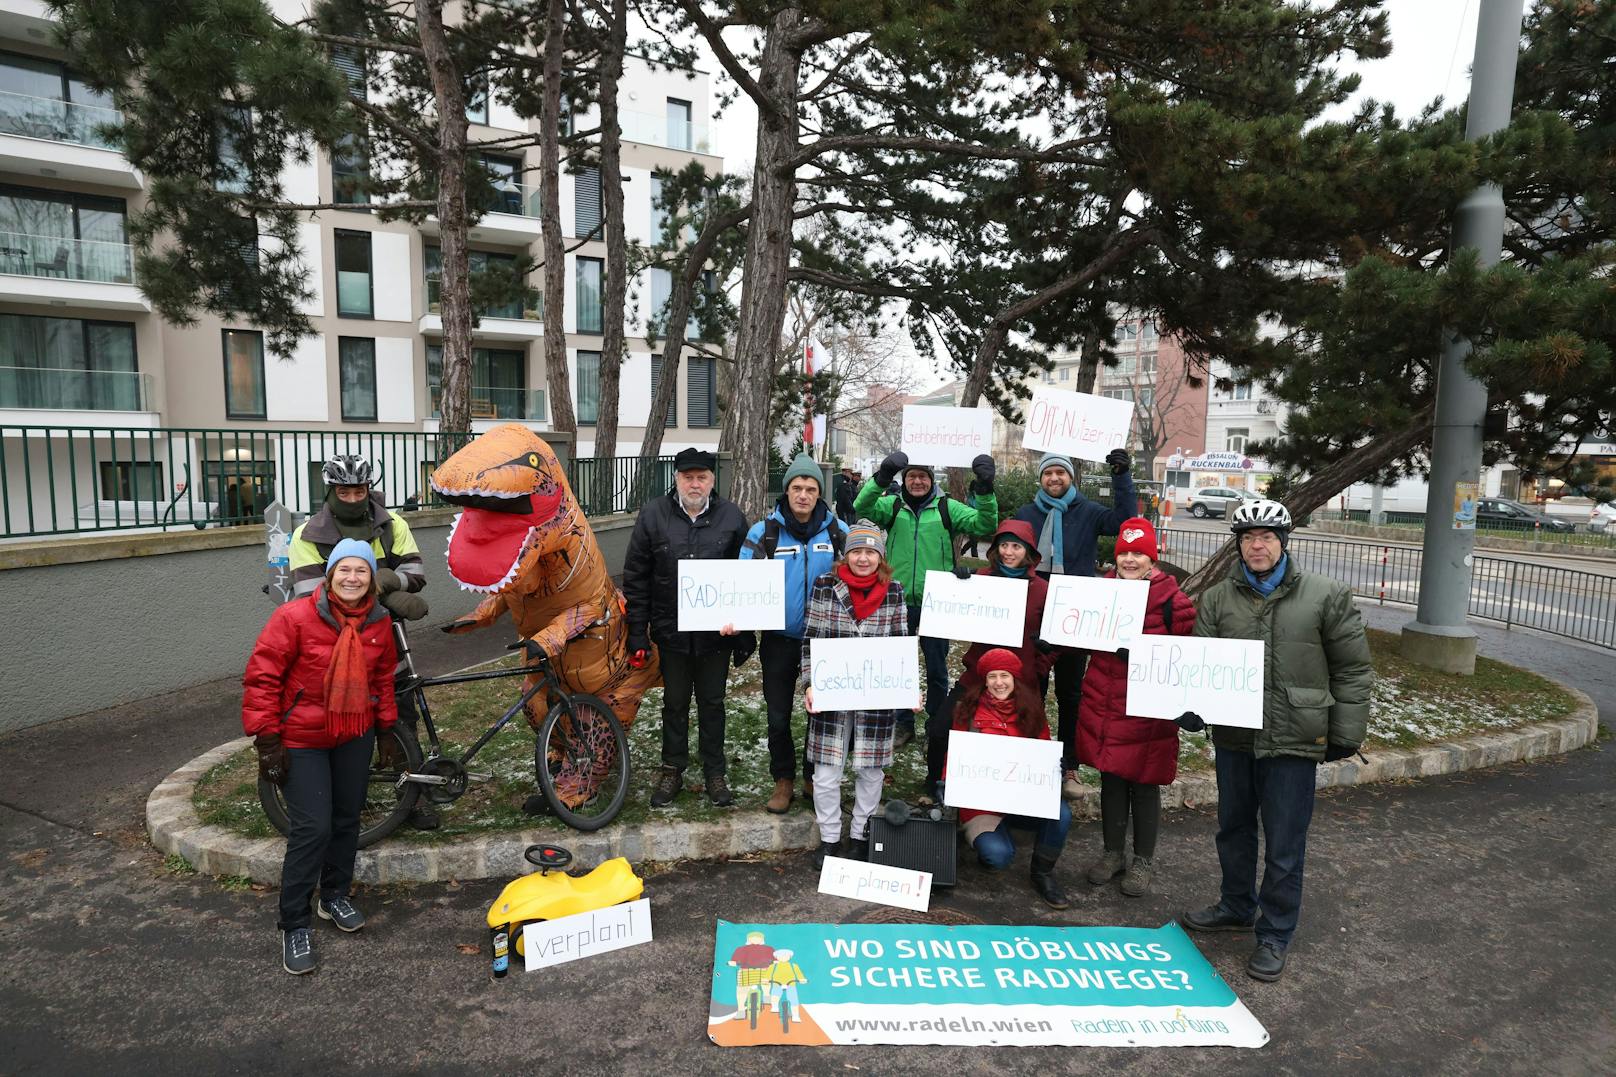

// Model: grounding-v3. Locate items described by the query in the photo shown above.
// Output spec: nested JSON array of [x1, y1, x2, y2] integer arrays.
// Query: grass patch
[[194, 628, 1578, 842], [163, 853, 196, 877]]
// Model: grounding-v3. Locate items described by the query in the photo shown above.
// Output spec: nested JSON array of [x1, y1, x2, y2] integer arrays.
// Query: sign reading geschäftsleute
[[1125, 636, 1265, 728], [677, 558, 786, 632], [918, 570, 1027, 648], [809, 636, 921, 712], [1020, 388, 1134, 463], [899, 404, 995, 468]]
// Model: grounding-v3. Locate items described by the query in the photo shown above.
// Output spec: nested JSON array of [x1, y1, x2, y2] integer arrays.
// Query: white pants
[[812, 763, 883, 844]]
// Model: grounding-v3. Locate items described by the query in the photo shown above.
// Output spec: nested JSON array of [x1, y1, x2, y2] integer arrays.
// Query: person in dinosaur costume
[[431, 423, 660, 811]]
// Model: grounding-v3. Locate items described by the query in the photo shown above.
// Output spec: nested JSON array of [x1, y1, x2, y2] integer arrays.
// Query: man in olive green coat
[[1177, 499, 1372, 983]]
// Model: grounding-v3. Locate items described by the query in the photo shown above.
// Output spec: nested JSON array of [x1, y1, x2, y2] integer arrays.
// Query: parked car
[[1186, 486, 1258, 518], [1474, 497, 1576, 534], [1587, 502, 1616, 534]]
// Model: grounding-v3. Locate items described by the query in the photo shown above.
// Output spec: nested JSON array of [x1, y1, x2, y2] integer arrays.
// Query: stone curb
[[149, 687, 1599, 886]]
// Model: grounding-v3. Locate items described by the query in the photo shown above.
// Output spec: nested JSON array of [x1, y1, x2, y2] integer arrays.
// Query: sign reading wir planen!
[[708, 920, 1269, 1048]]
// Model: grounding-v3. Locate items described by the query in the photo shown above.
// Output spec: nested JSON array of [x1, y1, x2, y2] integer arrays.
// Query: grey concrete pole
[[1401, 0, 1526, 675]]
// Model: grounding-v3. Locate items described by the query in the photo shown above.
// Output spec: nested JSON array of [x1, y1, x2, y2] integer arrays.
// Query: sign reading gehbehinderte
[[900, 405, 995, 468], [918, 570, 1027, 647], [1021, 388, 1134, 463], [677, 558, 786, 632], [1125, 636, 1265, 728], [1038, 576, 1148, 652], [943, 730, 1063, 819], [809, 636, 922, 711]]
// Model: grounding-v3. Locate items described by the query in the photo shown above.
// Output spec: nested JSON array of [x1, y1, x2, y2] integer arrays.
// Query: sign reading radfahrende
[[677, 558, 787, 632], [708, 921, 1269, 1048]]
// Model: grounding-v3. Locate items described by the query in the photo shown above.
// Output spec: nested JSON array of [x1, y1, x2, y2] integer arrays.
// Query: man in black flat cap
[[622, 447, 750, 808]]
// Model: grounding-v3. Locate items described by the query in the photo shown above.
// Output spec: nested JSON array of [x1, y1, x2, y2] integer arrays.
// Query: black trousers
[[278, 730, 374, 930], [760, 632, 812, 782], [1046, 649, 1085, 771], [659, 648, 730, 777]]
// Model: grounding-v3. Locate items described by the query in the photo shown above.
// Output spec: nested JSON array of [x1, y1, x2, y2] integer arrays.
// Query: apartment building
[[1188, 357, 1285, 492], [0, 0, 722, 534]]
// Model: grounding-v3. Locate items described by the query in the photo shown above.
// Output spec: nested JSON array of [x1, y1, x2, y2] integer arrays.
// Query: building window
[[574, 165, 602, 238], [332, 133, 368, 206], [1142, 319, 1157, 339], [426, 246, 523, 319], [0, 52, 118, 148], [0, 314, 139, 411], [666, 97, 692, 150], [465, 72, 488, 125], [99, 460, 165, 503], [1101, 387, 1134, 402], [687, 356, 717, 427], [428, 345, 533, 420], [649, 173, 668, 242], [0, 183, 131, 283], [1059, 367, 1070, 381], [478, 153, 525, 215], [1138, 351, 1157, 375], [1226, 427, 1249, 453], [215, 103, 252, 194], [339, 337, 377, 421], [1233, 382, 1252, 400], [576, 257, 603, 333], [650, 354, 677, 425], [222, 328, 266, 419], [334, 229, 373, 317], [576, 349, 600, 424]]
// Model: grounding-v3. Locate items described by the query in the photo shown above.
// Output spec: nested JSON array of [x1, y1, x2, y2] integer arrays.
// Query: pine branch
[[783, 133, 1104, 171], [673, 0, 780, 120]]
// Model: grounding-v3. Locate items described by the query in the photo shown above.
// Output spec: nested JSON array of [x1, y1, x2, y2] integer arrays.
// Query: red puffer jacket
[[951, 695, 1052, 828], [1076, 570, 1197, 785], [242, 588, 398, 749]]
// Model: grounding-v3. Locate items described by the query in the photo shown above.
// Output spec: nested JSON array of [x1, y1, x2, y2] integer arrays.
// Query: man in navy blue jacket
[[1014, 448, 1137, 792]]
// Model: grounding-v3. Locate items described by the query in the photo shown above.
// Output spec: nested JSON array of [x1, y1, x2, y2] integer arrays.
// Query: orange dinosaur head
[[431, 424, 576, 593]]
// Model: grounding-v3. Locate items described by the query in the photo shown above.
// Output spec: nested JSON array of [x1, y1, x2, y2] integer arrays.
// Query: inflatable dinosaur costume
[[431, 424, 659, 809]]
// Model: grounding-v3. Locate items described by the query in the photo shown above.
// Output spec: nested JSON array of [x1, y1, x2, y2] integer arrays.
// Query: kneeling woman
[[801, 521, 915, 868], [951, 649, 1073, 908], [242, 538, 399, 975]]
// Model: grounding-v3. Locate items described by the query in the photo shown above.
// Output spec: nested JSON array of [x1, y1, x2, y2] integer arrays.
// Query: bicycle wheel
[[779, 996, 792, 1033], [748, 988, 760, 1030], [257, 724, 424, 848], [535, 693, 629, 831]]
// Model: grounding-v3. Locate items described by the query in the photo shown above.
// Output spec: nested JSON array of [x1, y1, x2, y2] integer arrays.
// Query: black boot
[[1030, 851, 1070, 909], [812, 839, 843, 871]]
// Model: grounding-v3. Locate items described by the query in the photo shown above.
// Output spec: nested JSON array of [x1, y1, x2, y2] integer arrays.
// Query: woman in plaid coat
[[799, 520, 916, 869]]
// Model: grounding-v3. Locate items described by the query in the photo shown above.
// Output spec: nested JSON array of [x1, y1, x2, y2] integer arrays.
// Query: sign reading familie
[[899, 404, 995, 468], [943, 729, 1063, 819], [918, 570, 1027, 647], [1038, 575, 1148, 652], [1125, 636, 1266, 728], [677, 558, 786, 632], [1021, 388, 1134, 463], [809, 636, 921, 712]]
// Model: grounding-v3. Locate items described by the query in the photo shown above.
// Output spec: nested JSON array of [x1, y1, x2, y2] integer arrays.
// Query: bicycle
[[259, 624, 631, 846]]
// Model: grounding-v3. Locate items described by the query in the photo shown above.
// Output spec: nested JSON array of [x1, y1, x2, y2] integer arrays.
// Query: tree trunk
[[416, 0, 471, 437], [539, 0, 575, 434], [591, 0, 628, 463], [1181, 405, 1437, 595], [723, 8, 802, 519]]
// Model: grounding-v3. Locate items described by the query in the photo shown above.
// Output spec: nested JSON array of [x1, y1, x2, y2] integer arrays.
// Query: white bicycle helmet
[[1230, 498, 1292, 534], [322, 453, 373, 487]]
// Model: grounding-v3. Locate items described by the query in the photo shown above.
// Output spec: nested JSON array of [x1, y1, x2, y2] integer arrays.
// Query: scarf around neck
[[971, 691, 1020, 737], [1242, 553, 1289, 598], [994, 561, 1029, 579], [777, 498, 828, 543], [322, 588, 377, 739], [1034, 487, 1079, 573], [836, 562, 888, 621]]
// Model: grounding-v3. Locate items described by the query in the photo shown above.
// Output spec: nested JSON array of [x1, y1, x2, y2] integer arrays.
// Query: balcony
[[619, 108, 712, 155], [422, 181, 542, 245], [0, 90, 141, 188], [0, 365, 156, 421], [423, 385, 549, 434], [417, 285, 544, 343], [0, 231, 149, 311]]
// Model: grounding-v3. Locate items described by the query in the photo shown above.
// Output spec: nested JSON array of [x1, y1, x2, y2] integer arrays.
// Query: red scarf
[[322, 589, 376, 739], [971, 692, 1020, 737], [836, 562, 888, 621]]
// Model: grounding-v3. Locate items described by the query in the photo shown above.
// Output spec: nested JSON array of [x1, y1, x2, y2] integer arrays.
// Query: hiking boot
[[1120, 855, 1154, 897], [281, 927, 316, 975], [1062, 769, 1082, 799], [1085, 849, 1127, 885], [811, 839, 842, 871], [706, 771, 734, 808], [407, 803, 441, 830], [649, 766, 683, 808], [1247, 941, 1287, 982], [766, 778, 794, 814], [846, 837, 869, 862], [1030, 852, 1070, 909], [1181, 903, 1258, 933], [317, 895, 365, 932]]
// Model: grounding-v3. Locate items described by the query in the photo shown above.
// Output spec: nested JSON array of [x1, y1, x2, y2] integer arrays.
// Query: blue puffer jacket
[[1013, 471, 1137, 578], [739, 500, 846, 639]]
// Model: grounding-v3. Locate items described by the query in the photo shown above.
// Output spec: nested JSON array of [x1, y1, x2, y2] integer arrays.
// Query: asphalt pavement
[[1, 607, 1613, 1075]]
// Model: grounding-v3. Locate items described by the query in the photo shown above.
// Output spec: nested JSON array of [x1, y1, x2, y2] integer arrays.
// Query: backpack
[[760, 514, 847, 560]]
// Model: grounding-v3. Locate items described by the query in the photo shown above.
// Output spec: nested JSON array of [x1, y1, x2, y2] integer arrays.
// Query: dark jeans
[[759, 632, 812, 782], [659, 648, 730, 777], [1042, 649, 1085, 770], [1100, 771, 1161, 857], [974, 800, 1073, 869], [924, 679, 965, 791], [278, 731, 374, 930], [906, 604, 951, 736], [1214, 749, 1318, 950]]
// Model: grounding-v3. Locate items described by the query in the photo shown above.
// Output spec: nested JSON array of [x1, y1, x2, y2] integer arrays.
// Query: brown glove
[[376, 732, 406, 772], [375, 567, 404, 594], [255, 733, 288, 787], [382, 589, 429, 621]]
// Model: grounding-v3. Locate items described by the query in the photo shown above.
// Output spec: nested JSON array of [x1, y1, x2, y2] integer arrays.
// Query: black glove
[[522, 638, 552, 663], [441, 618, 478, 634], [255, 733, 287, 787], [874, 451, 909, 489], [1106, 448, 1131, 477], [376, 732, 406, 771], [1115, 647, 1129, 666], [1324, 741, 1359, 762], [731, 631, 757, 668], [952, 564, 973, 580], [627, 626, 650, 662], [381, 589, 429, 621], [374, 567, 404, 594], [1174, 711, 1205, 732], [1035, 638, 1058, 654], [969, 453, 996, 494]]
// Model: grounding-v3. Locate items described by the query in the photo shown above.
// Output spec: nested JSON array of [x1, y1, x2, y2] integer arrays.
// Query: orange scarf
[[322, 589, 376, 739]]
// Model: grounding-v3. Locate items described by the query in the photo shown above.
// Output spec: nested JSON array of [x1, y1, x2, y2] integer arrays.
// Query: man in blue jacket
[[1014, 448, 1136, 793], [735, 453, 846, 813]]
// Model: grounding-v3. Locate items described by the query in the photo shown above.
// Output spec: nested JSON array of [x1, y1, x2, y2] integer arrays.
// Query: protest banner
[[522, 898, 653, 972], [1020, 388, 1134, 463], [1038, 575, 1149, 652], [809, 636, 921, 711], [818, 856, 933, 913], [918, 570, 1027, 647], [677, 558, 786, 632], [708, 920, 1269, 1048], [1125, 636, 1265, 728], [942, 730, 1063, 820], [900, 405, 995, 468]]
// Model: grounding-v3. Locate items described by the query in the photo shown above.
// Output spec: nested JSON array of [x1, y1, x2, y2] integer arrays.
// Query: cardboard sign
[[918, 570, 1027, 647], [1125, 636, 1265, 729], [818, 856, 933, 913], [522, 898, 653, 971], [677, 558, 787, 632], [263, 500, 297, 606], [1038, 575, 1149, 652], [899, 404, 995, 468], [1021, 388, 1134, 463], [809, 636, 921, 712], [943, 729, 1063, 820]]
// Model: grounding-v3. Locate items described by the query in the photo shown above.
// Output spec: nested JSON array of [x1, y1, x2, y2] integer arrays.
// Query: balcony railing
[[619, 108, 710, 154], [0, 366, 152, 412], [0, 90, 120, 149], [476, 180, 541, 219], [0, 231, 135, 285], [430, 385, 548, 422], [424, 277, 533, 321]]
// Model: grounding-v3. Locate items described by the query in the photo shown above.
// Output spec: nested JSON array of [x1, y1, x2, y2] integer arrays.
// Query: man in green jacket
[[853, 449, 998, 745], [1177, 499, 1372, 983]]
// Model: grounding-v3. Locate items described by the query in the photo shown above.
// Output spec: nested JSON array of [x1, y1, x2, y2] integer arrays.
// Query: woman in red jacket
[[950, 649, 1072, 908], [1076, 518, 1197, 898], [242, 538, 399, 975]]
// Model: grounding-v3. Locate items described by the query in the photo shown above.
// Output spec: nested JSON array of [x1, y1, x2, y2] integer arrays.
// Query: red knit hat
[[1114, 517, 1158, 559], [974, 648, 1023, 679]]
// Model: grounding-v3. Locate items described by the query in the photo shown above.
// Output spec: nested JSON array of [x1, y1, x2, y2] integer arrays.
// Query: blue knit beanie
[[326, 537, 378, 575]]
